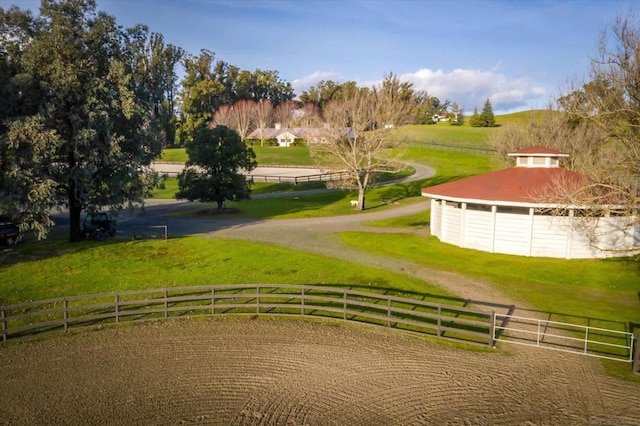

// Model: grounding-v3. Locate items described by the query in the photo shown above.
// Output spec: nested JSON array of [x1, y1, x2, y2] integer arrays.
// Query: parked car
[[0, 221, 21, 246], [82, 212, 117, 240]]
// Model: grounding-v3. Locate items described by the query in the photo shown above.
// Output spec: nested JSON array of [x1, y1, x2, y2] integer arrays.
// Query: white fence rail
[[494, 313, 634, 363]]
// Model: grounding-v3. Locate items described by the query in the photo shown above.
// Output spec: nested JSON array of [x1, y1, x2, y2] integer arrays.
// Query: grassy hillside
[[159, 111, 549, 164]]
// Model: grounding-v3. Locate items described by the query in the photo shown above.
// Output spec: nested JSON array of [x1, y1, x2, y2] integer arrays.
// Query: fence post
[[211, 287, 215, 316], [256, 285, 260, 315], [632, 332, 638, 374], [343, 291, 347, 321], [489, 312, 496, 348], [164, 288, 168, 319], [584, 327, 590, 355], [437, 305, 441, 337], [63, 298, 69, 331], [115, 293, 120, 324], [1, 309, 6, 342], [301, 286, 305, 316], [387, 298, 391, 328], [536, 319, 542, 346]]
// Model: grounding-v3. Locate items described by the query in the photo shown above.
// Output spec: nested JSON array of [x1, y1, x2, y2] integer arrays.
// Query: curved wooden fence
[[0, 284, 495, 346]]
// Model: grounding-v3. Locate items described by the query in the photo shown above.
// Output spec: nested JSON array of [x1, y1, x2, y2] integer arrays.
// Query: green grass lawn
[[158, 148, 187, 162], [152, 148, 493, 210], [0, 237, 449, 305], [338, 232, 640, 326], [159, 145, 314, 166], [393, 122, 495, 146]]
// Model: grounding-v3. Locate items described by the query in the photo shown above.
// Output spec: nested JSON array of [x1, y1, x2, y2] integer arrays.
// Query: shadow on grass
[[0, 201, 268, 268]]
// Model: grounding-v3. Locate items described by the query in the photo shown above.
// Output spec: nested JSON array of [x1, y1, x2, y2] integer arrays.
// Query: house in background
[[421, 146, 639, 259], [247, 124, 353, 147]]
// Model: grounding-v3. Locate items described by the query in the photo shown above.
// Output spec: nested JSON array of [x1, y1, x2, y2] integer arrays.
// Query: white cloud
[[292, 67, 548, 114], [291, 71, 344, 97], [399, 68, 548, 114]]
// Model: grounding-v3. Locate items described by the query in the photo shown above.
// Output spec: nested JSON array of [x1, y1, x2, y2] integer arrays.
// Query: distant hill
[[496, 109, 556, 126]]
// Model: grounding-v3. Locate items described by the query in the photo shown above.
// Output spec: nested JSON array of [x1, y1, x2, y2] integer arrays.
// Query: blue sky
[[1, 0, 636, 113]]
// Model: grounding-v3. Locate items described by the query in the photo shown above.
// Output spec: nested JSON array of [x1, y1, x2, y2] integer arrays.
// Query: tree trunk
[[216, 200, 224, 211], [358, 190, 366, 211], [68, 182, 83, 242]]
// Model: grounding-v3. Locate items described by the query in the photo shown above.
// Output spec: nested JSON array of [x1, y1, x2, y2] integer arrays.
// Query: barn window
[[445, 201, 460, 209], [534, 207, 568, 216], [533, 157, 546, 165], [572, 209, 606, 218], [496, 206, 529, 215], [467, 203, 491, 212]]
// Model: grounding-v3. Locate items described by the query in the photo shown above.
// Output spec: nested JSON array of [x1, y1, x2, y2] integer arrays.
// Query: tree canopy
[[470, 98, 496, 127], [176, 126, 257, 210], [178, 50, 294, 143], [310, 74, 416, 210], [0, 0, 167, 241]]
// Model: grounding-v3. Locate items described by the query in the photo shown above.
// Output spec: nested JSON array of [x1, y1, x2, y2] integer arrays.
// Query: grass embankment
[[158, 145, 315, 166], [338, 232, 640, 326], [0, 237, 447, 306]]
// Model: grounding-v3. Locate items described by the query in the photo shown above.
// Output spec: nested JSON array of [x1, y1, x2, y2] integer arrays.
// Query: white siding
[[569, 216, 639, 259], [430, 200, 442, 238], [493, 213, 531, 255], [463, 210, 494, 251], [427, 200, 639, 259], [441, 204, 462, 246], [530, 216, 569, 258]]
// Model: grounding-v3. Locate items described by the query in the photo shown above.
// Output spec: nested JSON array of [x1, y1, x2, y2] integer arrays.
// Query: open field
[[159, 145, 315, 166], [2, 319, 639, 425], [0, 236, 447, 306]]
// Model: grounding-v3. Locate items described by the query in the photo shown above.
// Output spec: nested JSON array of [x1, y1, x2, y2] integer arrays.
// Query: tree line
[[2, 0, 638, 249], [0, 0, 295, 241]]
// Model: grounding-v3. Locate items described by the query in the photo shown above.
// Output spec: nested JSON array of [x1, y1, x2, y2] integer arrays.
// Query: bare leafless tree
[[229, 99, 256, 140], [211, 104, 233, 128], [254, 100, 273, 146], [273, 100, 297, 128], [310, 75, 415, 210], [489, 12, 640, 253]]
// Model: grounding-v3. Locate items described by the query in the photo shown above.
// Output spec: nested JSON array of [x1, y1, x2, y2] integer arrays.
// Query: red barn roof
[[421, 167, 588, 204]]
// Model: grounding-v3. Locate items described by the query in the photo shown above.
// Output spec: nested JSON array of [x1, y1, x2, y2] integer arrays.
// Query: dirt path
[[1, 319, 638, 425]]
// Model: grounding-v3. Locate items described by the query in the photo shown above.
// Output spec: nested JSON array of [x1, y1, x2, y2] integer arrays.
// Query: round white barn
[[421, 146, 639, 259]]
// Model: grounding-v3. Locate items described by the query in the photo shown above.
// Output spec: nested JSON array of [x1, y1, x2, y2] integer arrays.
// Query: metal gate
[[493, 313, 635, 363]]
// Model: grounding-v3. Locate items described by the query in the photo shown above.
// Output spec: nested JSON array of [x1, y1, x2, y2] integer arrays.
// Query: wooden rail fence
[[247, 171, 351, 184], [0, 284, 494, 347], [408, 141, 497, 156]]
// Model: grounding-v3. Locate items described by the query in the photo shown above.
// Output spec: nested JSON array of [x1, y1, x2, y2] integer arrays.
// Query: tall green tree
[[179, 50, 225, 141], [469, 106, 481, 127], [179, 51, 293, 144], [299, 80, 358, 112], [132, 31, 184, 146], [480, 98, 496, 127], [176, 126, 257, 210], [0, 0, 164, 242], [448, 102, 464, 126]]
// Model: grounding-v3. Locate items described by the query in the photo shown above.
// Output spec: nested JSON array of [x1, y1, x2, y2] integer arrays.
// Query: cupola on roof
[[421, 146, 587, 204]]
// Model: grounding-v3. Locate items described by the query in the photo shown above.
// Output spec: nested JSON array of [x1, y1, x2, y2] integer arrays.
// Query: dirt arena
[[1, 318, 639, 425]]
